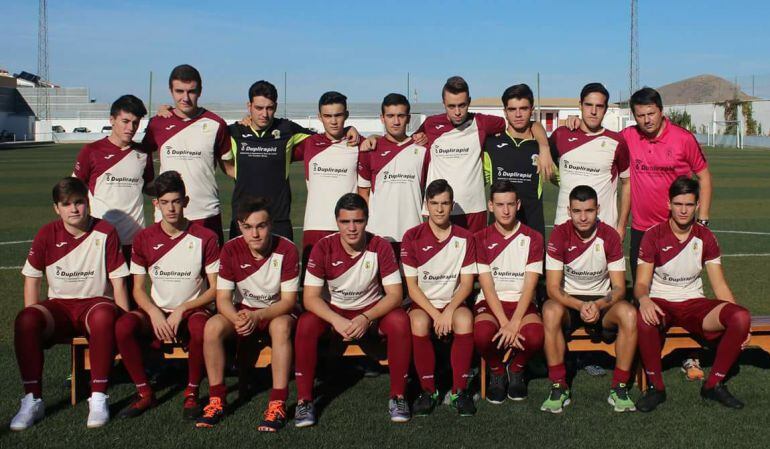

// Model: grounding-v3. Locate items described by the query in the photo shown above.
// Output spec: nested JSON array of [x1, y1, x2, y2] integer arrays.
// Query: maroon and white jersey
[[22, 218, 129, 300], [73, 137, 153, 245], [304, 232, 401, 311], [357, 137, 429, 242], [294, 134, 362, 232], [549, 127, 630, 227], [419, 113, 505, 215], [142, 109, 230, 221], [546, 221, 625, 296], [217, 235, 300, 309], [639, 221, 720, 302], [130, 222, 220, 311], [401, 223, 477, 308], [475, 222, 543, 303]]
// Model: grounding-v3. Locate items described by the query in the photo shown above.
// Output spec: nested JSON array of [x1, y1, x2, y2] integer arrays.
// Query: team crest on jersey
[[693, 242, 699, 251], [531, 154, 539, 166], [94, 238, 101, 247], [520, 239, 525, 247], [272, 259, 279, 268], [454, 241, 459, 249], [595, 244, 601, 252], [414, 147, 419, 155], [364, 261, 371, 270], [272, 129, 281, 139], [188, 241, 195, 250], [202, 123, 210, 133]]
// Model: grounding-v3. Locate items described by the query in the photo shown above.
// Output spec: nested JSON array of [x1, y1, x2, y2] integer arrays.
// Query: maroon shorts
[[235, 303, 298, 335], [474, 300, 539, 319], [38, 297, 116, 344], [191, 214, 224, 246], [130, 306, 211, 348], [450, 211, 487, 233], [650, 297, 726, 340]]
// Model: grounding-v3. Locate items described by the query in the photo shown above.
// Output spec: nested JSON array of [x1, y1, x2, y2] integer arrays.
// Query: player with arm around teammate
[[11, 177, 129, 430], [542, 185, 636, 413]]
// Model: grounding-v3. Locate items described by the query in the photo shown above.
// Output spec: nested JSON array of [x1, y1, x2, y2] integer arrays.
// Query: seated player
[[542, 185, 635, 413], [473, 180, 544, 404], [635, 177, 751, 412], [402, 179, 477, 416], [196, 197, 299, 432], [294, 193, 410, 427], [73, 94, 153, 260], [114, 171, 220, 419], [11, 177, 129, 430]]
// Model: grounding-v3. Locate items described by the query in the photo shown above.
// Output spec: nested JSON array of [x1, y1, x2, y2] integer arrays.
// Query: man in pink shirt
[[622, 87, 712, 279]]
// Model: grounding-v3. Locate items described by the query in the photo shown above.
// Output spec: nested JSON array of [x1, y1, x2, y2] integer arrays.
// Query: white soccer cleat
[[10, 393, 45, 431], [87, 392, 110, 428]]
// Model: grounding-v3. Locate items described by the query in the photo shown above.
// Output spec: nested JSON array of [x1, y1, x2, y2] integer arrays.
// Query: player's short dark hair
[[489, 180, 518, 200], [425, 179, 454, 202], [630, 86, 663, 111], [151, 170, 185, 198], [318, 91, 348, 111], [501, 84, 534, 107], [334, 193, 368, 219], [569, 185, 598, 204], [442, 76, 469, 99], [381, 93, 410, 114], [52, 177, 88, 204], [580, 82, 610, 104], [248, 80, 278, 103], [669, 176, 700, 201], [109, 94, 147, 119], [235, 196, 272, 222], [168, 64, 202, 90]]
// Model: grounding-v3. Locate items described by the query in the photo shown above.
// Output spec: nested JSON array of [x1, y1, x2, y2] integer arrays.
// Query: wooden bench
[[70, 338, 385, 405], [480, 316, 770, 399]]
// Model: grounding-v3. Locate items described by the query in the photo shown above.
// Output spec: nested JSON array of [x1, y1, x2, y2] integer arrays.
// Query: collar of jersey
[[505, 128, 535, 147]]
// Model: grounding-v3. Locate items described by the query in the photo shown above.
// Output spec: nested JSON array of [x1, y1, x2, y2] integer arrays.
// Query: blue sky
[[3, 0, 769, 104]]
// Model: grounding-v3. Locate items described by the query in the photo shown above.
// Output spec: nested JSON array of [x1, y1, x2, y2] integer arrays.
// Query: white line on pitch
[[0, 239, 32, 245]]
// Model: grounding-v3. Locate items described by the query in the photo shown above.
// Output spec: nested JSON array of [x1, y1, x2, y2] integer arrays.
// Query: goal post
[[707, 120, 743, 149]]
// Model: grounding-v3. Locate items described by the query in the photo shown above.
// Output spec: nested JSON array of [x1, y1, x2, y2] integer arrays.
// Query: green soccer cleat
[[540, 383, 571, 414], [608, 383, 636, 412]]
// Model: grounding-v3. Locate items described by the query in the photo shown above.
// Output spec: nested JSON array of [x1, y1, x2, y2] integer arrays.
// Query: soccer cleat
[[87, 392, 110, 428], [450, 390, 476, 416], [540, 383, 571, 413], [507, 370, 528, 401], [681, 358, 705, 381], [388, 396, 411, 423], [195, 397, 225, 428], [258, 400, 288, 432], [412, 390, 438, 416], [182, 395, 201, 420], [636, 386, 666, 413], [608, 383, 636, 412], [294, 401, 317, 428], [10, 393, 44, 431], [117, 393, 157, 419], [701, 383, 744, 409], [486, 372, 508, 404]]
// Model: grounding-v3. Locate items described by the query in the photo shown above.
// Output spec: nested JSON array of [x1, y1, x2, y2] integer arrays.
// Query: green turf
[[0, 144, 769, 448]]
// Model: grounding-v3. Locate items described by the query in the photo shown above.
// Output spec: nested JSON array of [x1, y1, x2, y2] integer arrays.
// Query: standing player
[[293, 193, 409, 426], [114, 171, 220, 419], [195, 197, 299, 432], [634, 177, 750, 412], [473, 180, 543, 404], [142, 64, 231, 244], [483, 84, 547, 237], [549, 83, 630, 238], [402, 179, 477, 416], [473, 181, 544, 404], [226, 81, 361, 241], [11, 178, 129, 430], [412, 76, 552, 232], [73, 94, 153, 258], [293, 91, 363, 269], [357, 93, 429, 257], [542, 185, 636, 413]]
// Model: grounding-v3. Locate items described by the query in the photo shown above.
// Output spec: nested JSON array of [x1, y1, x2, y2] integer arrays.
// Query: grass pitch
[[0, 144, 769, 448]]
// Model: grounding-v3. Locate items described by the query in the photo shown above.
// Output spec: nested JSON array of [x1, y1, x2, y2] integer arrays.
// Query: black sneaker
[[486, 372, 507, 404], [636, 386, 666, 413], [507, 370, 528, 401], [701, 383, 744, 409], [412, 390, 438, 416], [451, 390, 476, 416], [294, 401, 317, 428]]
